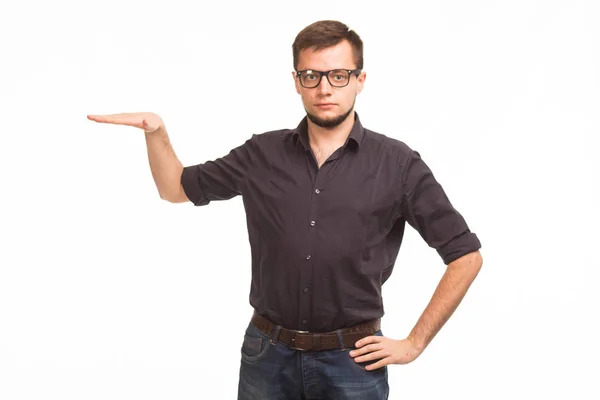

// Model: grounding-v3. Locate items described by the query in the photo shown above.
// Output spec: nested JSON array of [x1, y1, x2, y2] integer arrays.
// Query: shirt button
[[302, 319, 307, 324], [315, 189, 320, 194], [310, 220, 315, 227], [306, 255, 312, 260], [303, 287, 309, 293]]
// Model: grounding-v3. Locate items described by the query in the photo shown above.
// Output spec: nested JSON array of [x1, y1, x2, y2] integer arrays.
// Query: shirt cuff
[[181, 165, 209, 206], [437, 231, 482, 265]]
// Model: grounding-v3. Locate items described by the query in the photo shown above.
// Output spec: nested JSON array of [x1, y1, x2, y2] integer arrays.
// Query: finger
[[355, 335, 384, 348], [365, 356, 391, 371], [349, 343, 383, 357], [354, 349, 387, 364], [87, 113, 143, 127], [88, 113, 138, 121], [87, 113, 136, 123], [87, 113, 119, 122]]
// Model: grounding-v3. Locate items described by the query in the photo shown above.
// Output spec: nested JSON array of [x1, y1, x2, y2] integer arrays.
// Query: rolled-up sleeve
[[400, 150, 481, 264], [181, 134, 257, 206]]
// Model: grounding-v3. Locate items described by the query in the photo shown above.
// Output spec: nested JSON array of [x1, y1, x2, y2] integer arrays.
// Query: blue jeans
[[238, 321, 389, 399]]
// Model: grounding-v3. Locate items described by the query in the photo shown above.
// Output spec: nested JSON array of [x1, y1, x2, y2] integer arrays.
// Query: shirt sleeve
[[180, 134, 258, 206], [400, 149, 481, 264]]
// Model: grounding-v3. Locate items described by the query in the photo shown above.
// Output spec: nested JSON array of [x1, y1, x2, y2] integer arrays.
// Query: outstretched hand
[[349, 335, 424, 370], [87, 112, 164, 133]]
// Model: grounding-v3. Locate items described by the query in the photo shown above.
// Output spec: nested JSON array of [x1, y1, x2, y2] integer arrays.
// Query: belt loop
[[270, 325, 282, 346], [335, 329, 346, 351]]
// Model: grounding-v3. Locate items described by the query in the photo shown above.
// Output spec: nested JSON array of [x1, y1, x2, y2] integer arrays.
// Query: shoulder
[[246, 128, 295, 145], [234, 129, 296, 164], [362, 127, 417, 164]]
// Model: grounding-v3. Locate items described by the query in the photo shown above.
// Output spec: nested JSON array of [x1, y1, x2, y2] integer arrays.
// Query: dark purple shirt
[[181, 113, 481, 332]]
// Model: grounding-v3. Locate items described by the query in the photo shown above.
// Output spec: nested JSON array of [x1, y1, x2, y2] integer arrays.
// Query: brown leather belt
[[251, 312, 380, 351]]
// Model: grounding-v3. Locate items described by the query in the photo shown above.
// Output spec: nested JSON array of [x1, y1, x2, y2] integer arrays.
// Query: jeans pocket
[[349, 330, 387, 373], [240, 325, 271, 363]]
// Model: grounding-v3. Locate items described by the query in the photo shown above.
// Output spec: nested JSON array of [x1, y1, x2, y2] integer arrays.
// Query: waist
[[251, 311, 381, 351]]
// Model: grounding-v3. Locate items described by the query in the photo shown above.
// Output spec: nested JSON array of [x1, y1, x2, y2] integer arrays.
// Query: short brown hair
[[292, 20, 363, 70]]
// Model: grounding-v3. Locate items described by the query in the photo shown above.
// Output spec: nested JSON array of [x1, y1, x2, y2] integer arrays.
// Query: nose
[[316, 75, 333, 95]]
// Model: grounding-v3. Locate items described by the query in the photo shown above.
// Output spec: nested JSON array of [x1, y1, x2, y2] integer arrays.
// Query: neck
[[307, 112, 355, 149]]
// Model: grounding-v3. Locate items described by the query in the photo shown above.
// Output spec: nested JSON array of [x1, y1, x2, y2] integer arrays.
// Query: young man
[[88, 20, 482, 400]]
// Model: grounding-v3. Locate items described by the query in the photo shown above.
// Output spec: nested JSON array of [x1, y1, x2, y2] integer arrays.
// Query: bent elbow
[[161, 187, 189, 203]]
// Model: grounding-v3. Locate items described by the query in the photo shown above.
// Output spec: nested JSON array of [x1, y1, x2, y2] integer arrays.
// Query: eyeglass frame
[[295, 69, 362, 88]]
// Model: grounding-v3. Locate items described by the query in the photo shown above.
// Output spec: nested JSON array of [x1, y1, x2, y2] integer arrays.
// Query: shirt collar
[[292, 112, 365, 152]]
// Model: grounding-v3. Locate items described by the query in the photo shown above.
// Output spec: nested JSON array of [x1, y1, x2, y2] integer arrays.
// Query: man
[[88, 20, 482, 400]]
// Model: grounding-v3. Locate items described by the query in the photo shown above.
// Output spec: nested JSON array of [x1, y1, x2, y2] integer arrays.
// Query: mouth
[[315, 103, 336, 109]]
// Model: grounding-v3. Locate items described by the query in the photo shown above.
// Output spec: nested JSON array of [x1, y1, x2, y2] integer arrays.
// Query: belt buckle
[[290, 330, 309, 351]]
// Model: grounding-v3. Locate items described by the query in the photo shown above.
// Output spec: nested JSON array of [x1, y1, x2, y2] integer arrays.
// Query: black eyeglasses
[[295, 69, 362, 88]]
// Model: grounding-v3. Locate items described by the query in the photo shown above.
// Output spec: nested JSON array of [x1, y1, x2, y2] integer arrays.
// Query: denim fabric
[[238, 322, 389, 399]]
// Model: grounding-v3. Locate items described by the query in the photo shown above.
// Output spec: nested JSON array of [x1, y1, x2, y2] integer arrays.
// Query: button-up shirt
[[180, 113, 481, 332]]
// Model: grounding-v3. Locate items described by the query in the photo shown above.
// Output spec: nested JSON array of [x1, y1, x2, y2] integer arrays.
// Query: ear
[[292, 71, 302, 94], [356, 71, 366, 95]]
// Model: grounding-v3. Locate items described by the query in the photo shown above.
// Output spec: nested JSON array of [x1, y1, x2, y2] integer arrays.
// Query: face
[[293, 40, 366, 128]]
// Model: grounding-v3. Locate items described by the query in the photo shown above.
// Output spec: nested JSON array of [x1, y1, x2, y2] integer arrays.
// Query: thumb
[[142, 119, 153, 132]]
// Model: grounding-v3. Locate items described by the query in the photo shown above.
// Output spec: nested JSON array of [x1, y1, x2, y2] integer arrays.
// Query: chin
[[306, 107, 353, 128], [313, 110, 336, 119]]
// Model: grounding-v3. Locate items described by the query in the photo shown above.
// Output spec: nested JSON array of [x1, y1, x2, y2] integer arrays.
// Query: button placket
[[298, 171, 325, 330]]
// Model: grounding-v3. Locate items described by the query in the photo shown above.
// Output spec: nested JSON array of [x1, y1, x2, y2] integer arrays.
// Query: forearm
[[144, 126, 185, 201], [407, 250, 483, 351]]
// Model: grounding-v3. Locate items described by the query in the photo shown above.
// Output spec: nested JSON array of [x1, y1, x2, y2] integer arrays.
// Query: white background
[[1, 0, 598, 399]]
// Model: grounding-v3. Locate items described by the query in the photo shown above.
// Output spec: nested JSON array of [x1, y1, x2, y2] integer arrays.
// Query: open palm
[[87, 112, 164, 133]]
